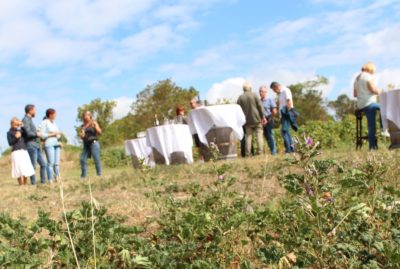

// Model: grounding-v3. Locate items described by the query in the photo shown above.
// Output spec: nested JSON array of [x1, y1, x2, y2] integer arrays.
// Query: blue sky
[[1, 0, 400, 151]]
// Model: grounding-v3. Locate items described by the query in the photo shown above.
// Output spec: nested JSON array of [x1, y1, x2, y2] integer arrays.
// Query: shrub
[[102, 147, 131, 168]]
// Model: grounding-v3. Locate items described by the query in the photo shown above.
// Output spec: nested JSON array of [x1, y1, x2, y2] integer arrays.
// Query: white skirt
[[11, 150, 35, 179]]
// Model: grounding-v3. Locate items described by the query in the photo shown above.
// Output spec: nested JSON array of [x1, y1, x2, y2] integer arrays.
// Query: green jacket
[[237, 91, 265, 126]]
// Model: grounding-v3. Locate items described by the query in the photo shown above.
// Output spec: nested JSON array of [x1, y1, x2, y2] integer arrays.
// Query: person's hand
[[262, 117, 267, 127], [36, 131, 41, 138], [80, 129, 85, 138], [93, 121, 99, 128], [15, 131, 22, 139]]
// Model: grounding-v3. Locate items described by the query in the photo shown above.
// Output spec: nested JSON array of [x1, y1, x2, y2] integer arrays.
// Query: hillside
[[1, 143, 399, 268]]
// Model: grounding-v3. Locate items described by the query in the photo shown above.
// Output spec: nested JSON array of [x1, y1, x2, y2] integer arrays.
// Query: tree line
[[76, 77, 356, 147]]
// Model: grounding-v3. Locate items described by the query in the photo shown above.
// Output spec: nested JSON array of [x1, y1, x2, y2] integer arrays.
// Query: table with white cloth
[[380, 89, 400, 149], [188, 104, 246, 160], [124, 137, 155, 168], [146, 124, 193, 165]]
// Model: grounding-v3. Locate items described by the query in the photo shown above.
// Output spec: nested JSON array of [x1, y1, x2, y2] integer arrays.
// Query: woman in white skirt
[[7, 117, 35, 186]]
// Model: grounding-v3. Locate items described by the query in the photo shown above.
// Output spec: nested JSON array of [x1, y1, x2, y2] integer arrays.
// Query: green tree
[[132, 79, 198, 129], [76, 98, 116, 129], [289, 76, 332, 125], [100, 114, 142, 147], [328, 94, 357, 120]]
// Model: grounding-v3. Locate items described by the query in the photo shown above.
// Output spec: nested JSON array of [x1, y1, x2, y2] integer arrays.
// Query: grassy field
[[1, 144, 400, 268], [0, 149, 285, 226]]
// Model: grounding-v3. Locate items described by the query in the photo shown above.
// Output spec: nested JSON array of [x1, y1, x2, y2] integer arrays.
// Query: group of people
[[172, 81, 298, 158], [7, 62, 383, 184], [183, 61, 382, 158], [237, 81, 298, 157], [7, 105, 103, 186]]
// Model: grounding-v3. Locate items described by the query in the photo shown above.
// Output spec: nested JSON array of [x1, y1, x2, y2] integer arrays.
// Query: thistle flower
[[305, 184, 314, 197], [306, 137, 314, 147]]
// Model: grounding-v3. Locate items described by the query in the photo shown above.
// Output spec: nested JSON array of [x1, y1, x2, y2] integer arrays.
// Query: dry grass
[[1, 146, 399, 227], [0, 151, 284, 226]]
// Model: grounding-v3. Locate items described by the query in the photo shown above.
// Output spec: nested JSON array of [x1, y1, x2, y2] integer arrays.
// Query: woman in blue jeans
[[41, 108, 62, 182], [353, 62, 382, 150], [80, 111, 102, 178]]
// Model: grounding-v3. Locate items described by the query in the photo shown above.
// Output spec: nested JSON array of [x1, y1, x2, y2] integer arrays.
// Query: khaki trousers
[[245, 124, 264, 156]]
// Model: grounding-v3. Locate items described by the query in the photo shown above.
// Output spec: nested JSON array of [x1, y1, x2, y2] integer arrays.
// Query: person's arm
[[256, 95, 267, 125], [286, 89, 294, 110], [93, 121, 102, 135], [22, 118, 38, 139], [80, 127, 86, 140], [271, 107, 278, 117], [270, 99, 278, 117], [287, 99, 293, 110], [40, 121, 53, 139], [367, 80, 380, 95], [7, 131, 19, 146]]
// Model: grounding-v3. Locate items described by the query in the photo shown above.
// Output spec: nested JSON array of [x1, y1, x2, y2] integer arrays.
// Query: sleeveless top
[[354, 72, 377, 109], [82, 125, 98, 145]]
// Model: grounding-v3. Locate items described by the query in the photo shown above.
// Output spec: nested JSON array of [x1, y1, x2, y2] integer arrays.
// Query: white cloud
[[0, 0, 217, 70], [44, 0, 154, 38], [113, 96, 135, 120], [365, 26, 400, 60], [377, 69, 400, 90], [206, 69, 320, 104], [206, 77, 246, 103]]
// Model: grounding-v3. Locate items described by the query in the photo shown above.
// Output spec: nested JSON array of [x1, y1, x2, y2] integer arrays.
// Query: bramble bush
[[101, 147, 131, 168], [252, 136, 400, 268], [0, 135, 399, 268]]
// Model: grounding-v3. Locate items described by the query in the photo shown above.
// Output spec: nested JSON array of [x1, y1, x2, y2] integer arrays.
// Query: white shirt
[[354, 72, 377, 109], [40, 119, 61, 147], [279, 86, 294, 108]]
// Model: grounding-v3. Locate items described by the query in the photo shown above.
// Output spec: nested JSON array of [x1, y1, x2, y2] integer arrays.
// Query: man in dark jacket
[[22, 104, 50, 185], [237, 82, 266, 156]]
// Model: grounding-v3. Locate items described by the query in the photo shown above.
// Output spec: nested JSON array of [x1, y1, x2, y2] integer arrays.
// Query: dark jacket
[[237, 91, 265, 126], [22, 115, 39, 148], [7, 128, 27, 152]]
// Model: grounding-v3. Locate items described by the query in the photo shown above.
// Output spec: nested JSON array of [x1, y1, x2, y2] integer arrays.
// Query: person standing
[[259, 86, 278, 155], [41, 109, 62, 182], [353, 62, 381, 150], [270, 82, 297, 153], [174, 106, 188, 124], [7, 118, 35, 186], [189, 98, 211, 161], [80, 111, 102, 178], [22, 104, 50, 185], [237, 82, 266, 156]]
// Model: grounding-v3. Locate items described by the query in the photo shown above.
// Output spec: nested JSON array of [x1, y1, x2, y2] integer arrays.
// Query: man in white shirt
[[270, 82, 296, 153]]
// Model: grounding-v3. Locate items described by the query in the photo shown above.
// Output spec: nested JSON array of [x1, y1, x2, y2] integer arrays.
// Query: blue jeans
[[263, 120, 277, 155], [281, 115, 294, 153], [362, 103, 380, 150], [27, 145, 51, 185], [80, 141, 102, 178], [45, 145, 61, 180]]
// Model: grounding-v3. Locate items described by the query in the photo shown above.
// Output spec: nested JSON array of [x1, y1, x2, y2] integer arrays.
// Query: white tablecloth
[[380, 89, 400, 130], [188, 104, 246, 145], [146, 124, 193, 165], [124, 138, 155, 167]]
